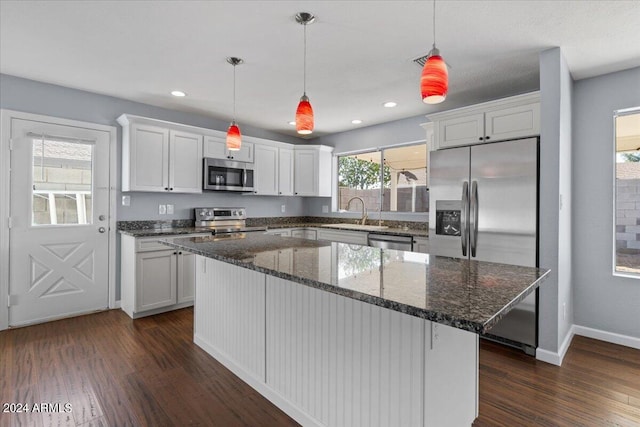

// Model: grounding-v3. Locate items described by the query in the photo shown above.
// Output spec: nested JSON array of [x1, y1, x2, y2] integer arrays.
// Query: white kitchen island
[[164, 234, 549, 427]]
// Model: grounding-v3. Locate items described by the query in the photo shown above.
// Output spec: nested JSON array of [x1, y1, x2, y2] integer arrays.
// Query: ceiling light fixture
[[226, 57, 243, 151], [171, 90, 186, 97], [421, 0, 448, 104], [383, 101, 397, 108], [295, 12, 316, 135]]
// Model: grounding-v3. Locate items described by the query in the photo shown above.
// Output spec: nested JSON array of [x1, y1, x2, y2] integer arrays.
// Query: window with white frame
[[614, 108, 640, 276], [336, 142, 428, 214]]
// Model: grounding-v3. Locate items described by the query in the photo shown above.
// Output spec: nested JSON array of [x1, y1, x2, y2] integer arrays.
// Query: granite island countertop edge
[[160, 238, 549, 335]]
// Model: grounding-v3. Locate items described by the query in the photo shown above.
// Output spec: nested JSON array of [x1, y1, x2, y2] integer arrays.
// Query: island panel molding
[[194, 256, 478, 427]]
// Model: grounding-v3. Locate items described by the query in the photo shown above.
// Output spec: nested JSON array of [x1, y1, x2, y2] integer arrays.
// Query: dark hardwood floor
[[1, 308, 638, 427]]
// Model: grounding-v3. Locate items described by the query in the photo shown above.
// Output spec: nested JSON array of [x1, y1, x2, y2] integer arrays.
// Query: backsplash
[[118, 216, 427, 231]]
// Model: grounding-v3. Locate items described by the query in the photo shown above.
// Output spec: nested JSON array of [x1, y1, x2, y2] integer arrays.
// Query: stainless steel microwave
[[203, 158, 254, 192]]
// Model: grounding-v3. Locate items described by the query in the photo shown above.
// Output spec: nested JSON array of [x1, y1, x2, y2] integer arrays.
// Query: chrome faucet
[[346, 196, 368, 225]]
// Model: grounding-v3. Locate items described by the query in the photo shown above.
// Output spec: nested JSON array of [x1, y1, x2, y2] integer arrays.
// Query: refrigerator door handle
[[461, 181, 469, 256], [470, 180, 479, 257]]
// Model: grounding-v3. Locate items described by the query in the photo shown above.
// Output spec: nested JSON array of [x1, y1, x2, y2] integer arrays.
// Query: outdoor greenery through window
[[337, 143, 428, 214], [615, 109, 640, 275]]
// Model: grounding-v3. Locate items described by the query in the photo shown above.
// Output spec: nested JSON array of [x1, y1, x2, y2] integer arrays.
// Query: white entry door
[[9, 118, 111, 326]]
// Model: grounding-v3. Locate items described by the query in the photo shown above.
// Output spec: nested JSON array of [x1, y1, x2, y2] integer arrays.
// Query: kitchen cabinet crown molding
[[425, 91, 540, 122]]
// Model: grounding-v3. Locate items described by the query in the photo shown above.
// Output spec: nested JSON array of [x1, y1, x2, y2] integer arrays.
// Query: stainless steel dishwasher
[[367, 233, 413, 251]]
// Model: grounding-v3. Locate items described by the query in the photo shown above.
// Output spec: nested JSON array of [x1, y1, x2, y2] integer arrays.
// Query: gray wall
[[538, 48, 574, 354], [0, 74, 309, 301], [573, 67, 640, 338], [0, 73, 306, 219]]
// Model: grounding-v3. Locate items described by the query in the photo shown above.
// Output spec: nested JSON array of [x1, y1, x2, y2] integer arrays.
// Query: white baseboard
[[573, 325, 640, 350], [537, 324, 640, 366], [194, 334, 323, 427], [112, 300, 121, 309], [536, 325, 575, 366]]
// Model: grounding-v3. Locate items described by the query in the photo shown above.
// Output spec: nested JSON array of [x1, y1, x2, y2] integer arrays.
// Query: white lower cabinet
[[136, 250, 177, 312], [412, 236, 429, 253], [120, 234, 204, 318], [291, 228, 317, 240], [264, 228, 292, 237], [316, 228, 368, 245]]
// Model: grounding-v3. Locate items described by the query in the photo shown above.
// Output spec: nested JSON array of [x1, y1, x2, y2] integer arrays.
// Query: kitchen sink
[[321, 223, 389, 231]]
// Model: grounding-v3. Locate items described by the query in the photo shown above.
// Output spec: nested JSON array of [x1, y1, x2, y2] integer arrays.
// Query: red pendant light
[[226, 120, 241, 151], [296, 94, 314, 135], [421, 0, 448, 104], [226, 57, 243, 151], [421, 46, 448, 104], [295, 12, 315, 135]]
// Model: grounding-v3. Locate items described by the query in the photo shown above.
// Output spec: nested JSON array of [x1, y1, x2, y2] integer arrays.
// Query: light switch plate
[[167, 204, 174, 215], [159, 204, 166, 215], [122, 195, 131, 206], [281, 204, 286, 213]]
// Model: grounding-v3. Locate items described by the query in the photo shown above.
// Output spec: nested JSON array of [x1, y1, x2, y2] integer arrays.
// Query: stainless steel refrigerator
[[428, 137, 539, 355]]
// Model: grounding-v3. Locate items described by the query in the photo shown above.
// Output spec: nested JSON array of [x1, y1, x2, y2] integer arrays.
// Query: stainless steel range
[[194, 207, 264, 234]]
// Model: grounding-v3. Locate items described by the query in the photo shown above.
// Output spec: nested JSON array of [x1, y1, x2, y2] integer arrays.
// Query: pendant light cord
[[433, 0, 437, 49], [232, 64, 236, 120], [303, 22, 307, 95]]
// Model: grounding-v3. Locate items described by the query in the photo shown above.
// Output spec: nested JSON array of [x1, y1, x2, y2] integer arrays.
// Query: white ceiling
[[1, 1, 639, 139]]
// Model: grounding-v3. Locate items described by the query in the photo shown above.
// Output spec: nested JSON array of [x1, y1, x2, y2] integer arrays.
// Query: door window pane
[[615, 110, 640, 275], [32, 138, 93, 225], [382, 145, 428, 212]]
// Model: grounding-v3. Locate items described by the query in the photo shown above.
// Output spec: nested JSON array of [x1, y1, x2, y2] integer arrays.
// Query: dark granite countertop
[[162, 233, 549, 335], [119, 227, 212, 237], [119, 222, 428, 238]]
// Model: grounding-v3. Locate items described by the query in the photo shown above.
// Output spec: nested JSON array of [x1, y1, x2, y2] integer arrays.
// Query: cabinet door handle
[[178, 251, 182, 255], [169, 188, 173, 191], [485, 136, 490, 140], [173, 252, 177, 255], [478, 137, 483, 141], [279, 192, 282, 195], [164, 187, 169, 190]]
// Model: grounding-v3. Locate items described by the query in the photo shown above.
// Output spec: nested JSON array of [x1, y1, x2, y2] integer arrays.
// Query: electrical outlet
[[167, 204, 174, 215], [122, 195, 130, 206], [281, 204, 286, 213], [322, 205, 329, 213], [159, 204, 166, 215]]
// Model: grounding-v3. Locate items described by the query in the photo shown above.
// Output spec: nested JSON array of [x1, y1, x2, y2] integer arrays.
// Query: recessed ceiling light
[[351, 119, 363, 124], [383, 101, 397, 108], [288, 121, 296, 126], [171, 90, 186, 97]]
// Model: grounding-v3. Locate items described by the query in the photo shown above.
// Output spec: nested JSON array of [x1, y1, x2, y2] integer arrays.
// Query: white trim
[[333, 138, 427, 156], [573, 324, 640, 350], [536, 325, 576, 366], [194, 335, 323, 427], [0, 109, 117, 329], [0, 111, 11, 330], [108, 122, 117, 309]]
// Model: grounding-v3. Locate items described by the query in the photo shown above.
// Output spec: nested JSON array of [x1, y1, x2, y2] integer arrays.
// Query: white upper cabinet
[[169, 130, 203, 193], [484, 103, 540, 142], [203, 135, 254, 162], [254, 144, 279, 195], [253, 143, 296, 196], [429, 92, 540, 150], [437, 113, 485, 148], [294, 145, 333, 197], [118, 115, 202, 193], [278, 147, 294, 196]]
